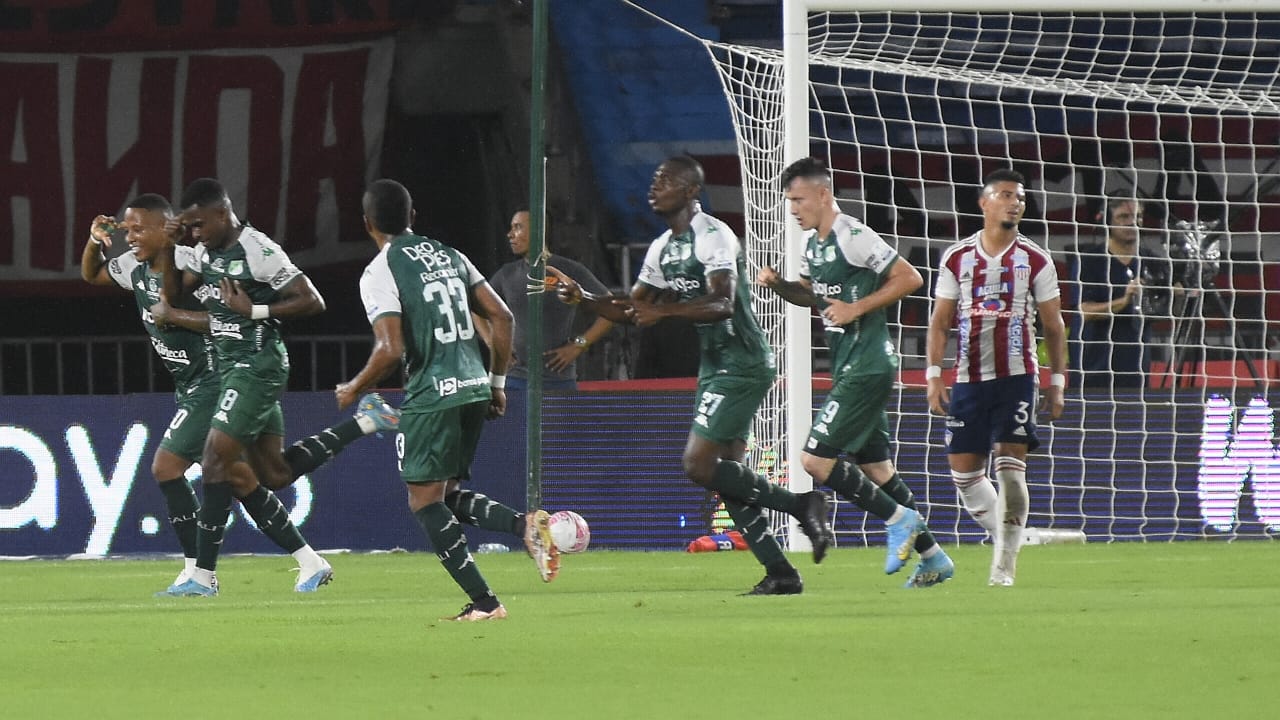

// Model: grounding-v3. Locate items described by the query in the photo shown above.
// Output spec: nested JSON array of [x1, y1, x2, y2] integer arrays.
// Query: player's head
[[649, 155, 704, 218], [1103, 194, 1143, 248], [979, 169, 1027, 230], [120, 193, 175, 262], [781, 157, 835, 232], [177, 178, 233, 247], [362, 178, 414, 238]]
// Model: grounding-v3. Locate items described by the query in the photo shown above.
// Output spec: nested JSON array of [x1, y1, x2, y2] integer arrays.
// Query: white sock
[[183, 557, 197, 573], [952, 468, 999, 534], [354, 415, 377, 435], [292, 545, 326, 573], [192, 567, 216, 586], [994, 456, 1029, 574]]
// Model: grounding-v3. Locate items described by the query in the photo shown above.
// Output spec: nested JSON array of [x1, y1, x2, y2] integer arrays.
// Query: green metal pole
[[526, 0, 548, 512]]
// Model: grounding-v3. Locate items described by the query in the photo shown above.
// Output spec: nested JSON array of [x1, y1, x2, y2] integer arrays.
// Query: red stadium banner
[[0, 38, 393, 292]]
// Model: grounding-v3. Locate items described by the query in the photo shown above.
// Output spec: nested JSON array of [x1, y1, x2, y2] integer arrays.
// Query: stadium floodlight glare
[[694, 0, 1280, 546]]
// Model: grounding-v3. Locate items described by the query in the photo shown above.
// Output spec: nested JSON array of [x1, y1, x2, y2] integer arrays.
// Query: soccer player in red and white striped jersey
[[925, 169, 1066, 586]]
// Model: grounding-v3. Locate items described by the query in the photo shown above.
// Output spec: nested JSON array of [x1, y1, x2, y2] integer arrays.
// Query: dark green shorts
[[805, 370, 892, 461], [398, 400, 488, 483], [209, 347, 288, 445], [691, 373, 774, 444], [159, 380, 220, 463]]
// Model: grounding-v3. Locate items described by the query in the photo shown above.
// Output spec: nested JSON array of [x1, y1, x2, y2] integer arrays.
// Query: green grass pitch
[[3, 542, 1275, 719]]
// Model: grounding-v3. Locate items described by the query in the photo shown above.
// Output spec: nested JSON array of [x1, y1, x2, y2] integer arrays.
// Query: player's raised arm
[[80, 215, 118, 285]]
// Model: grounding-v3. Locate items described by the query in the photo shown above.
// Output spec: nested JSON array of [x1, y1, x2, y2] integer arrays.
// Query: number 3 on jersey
[[423, 277, 474, 343]]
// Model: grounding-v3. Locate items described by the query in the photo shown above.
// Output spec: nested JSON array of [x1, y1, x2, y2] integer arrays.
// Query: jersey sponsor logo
[[981, 298, 1006, 311], [399, 241, 455, 269], [433, 375, 489, 398], [211, 257, 226, 271], [976, 281, 1008, 296], [946, 418, 965, 428], [812, 280, 843, 297], [668, 276, 702, 294], [1009, 314, 1025, 353], [438, 377, 457, 396], [194, 284, 221, 303], [269, 268, 295, 287], [209, 316, 244, 339], [148, 337, 191, 365], [966, 306, 1016, 319]]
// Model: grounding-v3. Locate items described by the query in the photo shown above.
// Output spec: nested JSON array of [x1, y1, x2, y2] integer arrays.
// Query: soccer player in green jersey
[[551, 155, 834, 595], [335, 179, 559, 622], [757, 157, 954, 588], [83, 193, 400, 595], [159, 179, 345, 596]]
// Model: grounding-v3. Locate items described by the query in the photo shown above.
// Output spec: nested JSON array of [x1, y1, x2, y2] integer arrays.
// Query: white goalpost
[[702, 0, 1280, 546]]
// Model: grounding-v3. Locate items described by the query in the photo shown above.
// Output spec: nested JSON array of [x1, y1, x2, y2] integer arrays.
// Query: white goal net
[[702, 2, 1280, 544]]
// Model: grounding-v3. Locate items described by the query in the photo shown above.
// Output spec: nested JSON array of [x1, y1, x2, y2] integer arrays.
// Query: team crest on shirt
[[661, 241, 693, 265], [228, 260, 245, 276], [823, 245, 837, 263], [982, 298, 1006, 311], [1012, 249, 1031, 280]]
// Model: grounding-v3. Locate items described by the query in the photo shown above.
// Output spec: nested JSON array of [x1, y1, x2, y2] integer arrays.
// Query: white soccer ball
[[548, 510, 590, 553]]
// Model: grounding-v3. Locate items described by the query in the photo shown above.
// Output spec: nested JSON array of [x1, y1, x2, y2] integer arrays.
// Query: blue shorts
[[945, 375, 1040, 454]]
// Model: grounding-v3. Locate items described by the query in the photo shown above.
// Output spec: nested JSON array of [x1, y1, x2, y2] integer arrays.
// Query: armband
[[251, 304, 271, 321], [925, 365, 943, 380], [488, 373, 507, 389], [1050, 373, 1066, 388]]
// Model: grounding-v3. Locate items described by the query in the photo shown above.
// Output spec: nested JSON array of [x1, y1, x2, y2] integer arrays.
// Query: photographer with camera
[[1068, 196, 1172, 390]]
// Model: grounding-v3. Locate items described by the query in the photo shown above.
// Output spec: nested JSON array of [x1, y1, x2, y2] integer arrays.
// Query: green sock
[[414, 503, 493, 602], [723, 498, 792, 573], [881, 472, 939, 553], [239, 485, 306, 553], [709, 461, 798, 513], [283, 418, 365, 477], [195, 482, 233, 572], [444, 489, 521, 535], [824, 460, 900, 521], [158, 477, 199, 559]]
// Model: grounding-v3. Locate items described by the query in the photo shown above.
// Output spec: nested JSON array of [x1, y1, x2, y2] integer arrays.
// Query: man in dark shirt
[[487, 209, 614, 391], [1069, 196, 1160, 390]]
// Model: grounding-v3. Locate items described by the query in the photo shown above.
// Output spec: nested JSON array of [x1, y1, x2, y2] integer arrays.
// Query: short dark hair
[[663, 155, 705, 188], [364, 179, 413, 234], [178, 178, 228, 210], [982, 169, 1026, 188], [781, 157, 832, 190], [126, 193, 173, 215], [1103, 192, 1141, 225]]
